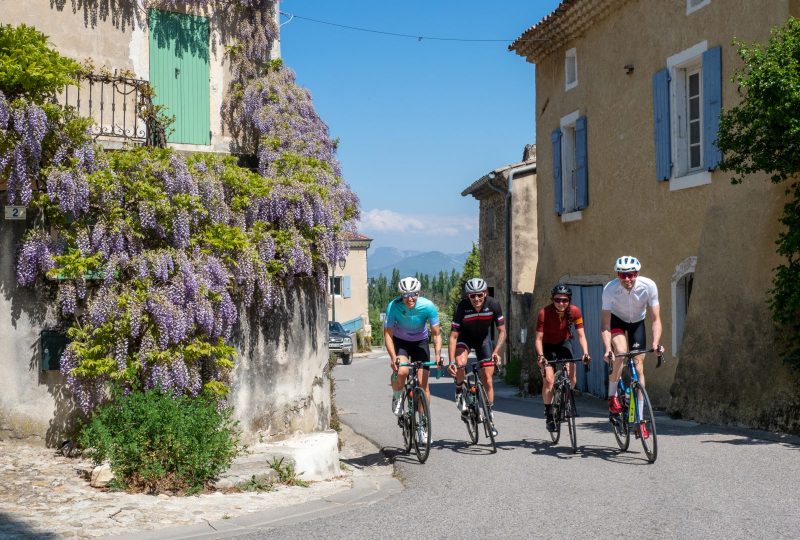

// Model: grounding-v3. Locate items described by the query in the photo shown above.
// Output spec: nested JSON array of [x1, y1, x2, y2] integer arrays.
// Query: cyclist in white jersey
[[601, 256, 663, 438]]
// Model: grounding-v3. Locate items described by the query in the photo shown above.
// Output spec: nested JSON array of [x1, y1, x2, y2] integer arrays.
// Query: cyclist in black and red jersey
[[448, 278, 506, 436], [535, 284, 590, 432]]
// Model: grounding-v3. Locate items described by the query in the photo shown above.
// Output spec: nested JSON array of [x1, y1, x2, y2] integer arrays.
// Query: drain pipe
[[486, 163, 536, 367]]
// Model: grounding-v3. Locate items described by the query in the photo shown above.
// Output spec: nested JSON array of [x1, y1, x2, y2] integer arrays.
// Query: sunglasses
[[402, 292, 419, 299], [468, 293, 486, 300], [618, 272, 639, 280], [553, 297, 570, 304]]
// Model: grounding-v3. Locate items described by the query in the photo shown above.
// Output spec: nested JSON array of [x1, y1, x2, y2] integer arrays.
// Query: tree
[[449, 243, 480, 314], [716, 16, 800, 367]]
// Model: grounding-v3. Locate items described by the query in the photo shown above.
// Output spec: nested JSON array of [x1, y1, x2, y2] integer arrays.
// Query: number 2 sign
[[4, 206, 27, 220]]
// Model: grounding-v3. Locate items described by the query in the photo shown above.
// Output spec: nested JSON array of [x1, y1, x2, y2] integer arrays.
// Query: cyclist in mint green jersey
[[385, 277, 443, 415]]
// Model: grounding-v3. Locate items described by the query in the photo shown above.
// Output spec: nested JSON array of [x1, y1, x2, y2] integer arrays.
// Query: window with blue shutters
[[654, 41, 721, 191], [553, 111, 588, 218]]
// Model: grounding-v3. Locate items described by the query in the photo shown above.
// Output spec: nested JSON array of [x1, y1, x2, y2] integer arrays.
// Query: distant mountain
[[368, 247, 423, 271], [368, 249, 469, 278]]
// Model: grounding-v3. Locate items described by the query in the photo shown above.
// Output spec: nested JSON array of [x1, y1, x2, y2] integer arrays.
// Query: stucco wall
[[529, 0, 800, 430], [0, 0, 242, 152], [231, 278, 330, 445], [0, 219, 73, 445]]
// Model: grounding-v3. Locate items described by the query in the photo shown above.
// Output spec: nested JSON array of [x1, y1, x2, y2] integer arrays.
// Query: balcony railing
[[58, 73, 165, 148]]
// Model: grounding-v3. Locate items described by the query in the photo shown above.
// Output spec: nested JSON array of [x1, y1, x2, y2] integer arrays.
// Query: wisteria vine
[[2, 13, 360, 414]]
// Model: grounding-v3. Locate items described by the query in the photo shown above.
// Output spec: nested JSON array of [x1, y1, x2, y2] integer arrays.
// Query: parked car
[[328, 321, 353, 365]]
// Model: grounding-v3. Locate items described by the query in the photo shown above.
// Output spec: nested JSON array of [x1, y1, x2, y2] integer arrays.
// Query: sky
[[280, 0, 562, 252]]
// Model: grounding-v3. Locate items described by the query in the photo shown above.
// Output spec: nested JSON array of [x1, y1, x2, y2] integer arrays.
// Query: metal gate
[[568, 284, 608, 397]]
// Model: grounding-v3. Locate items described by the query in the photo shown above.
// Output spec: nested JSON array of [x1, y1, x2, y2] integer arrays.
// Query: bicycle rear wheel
[[564, 386, 578, 453], [412, 387, 432, 463], [635, 383, 658, 463], [550, 389, 562, 444], [477, 384, 496, 453], [401, 393, 412, 454], [465, 397, 479, 445], [610, 389, 630, 451]]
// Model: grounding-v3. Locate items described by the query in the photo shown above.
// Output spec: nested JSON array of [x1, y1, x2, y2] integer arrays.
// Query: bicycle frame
[[611, 349, 661, 423]]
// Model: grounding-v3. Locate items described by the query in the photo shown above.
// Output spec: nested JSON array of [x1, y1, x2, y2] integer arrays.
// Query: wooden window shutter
[[652, 68, 671, 181], [551, 128, 564, 215], [575, 116, 588, 209], [702, 46, 722, 170]]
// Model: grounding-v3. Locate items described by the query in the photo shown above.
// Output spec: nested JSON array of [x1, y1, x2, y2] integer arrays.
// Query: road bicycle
[[459, 361, 497, 453], [545, 356, 585, 453], [608, 348, 664, 463], [396, 360, 438, 463]]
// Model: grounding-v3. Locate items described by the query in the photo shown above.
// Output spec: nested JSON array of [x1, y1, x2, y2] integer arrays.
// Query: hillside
[[368, 249, 468, 278]]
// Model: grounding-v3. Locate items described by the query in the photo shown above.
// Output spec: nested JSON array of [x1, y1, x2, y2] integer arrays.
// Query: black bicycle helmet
[[550, 284, 572, 297]]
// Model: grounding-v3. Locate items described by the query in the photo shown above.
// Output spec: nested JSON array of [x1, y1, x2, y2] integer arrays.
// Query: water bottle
[[391, 372, 400, 400]]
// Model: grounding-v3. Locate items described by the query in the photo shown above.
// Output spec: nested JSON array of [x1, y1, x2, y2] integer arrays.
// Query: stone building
[[0, 1, 344, 460], [510, 0, 800, 432], [461, 146, 536, 372]]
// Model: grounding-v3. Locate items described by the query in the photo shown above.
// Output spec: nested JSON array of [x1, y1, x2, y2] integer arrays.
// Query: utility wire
[[279, 11, 546, 43]]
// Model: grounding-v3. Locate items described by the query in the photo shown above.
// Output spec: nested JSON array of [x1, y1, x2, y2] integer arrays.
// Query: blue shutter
[[575, 116, 588, 209], [703, 46, 722, 170], [652, 68, 671, 181], [342, 276, 351, 298], [551, 128, 563, 215]]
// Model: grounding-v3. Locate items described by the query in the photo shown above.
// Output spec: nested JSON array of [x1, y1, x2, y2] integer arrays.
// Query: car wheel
[[341, 354, 352, 365]]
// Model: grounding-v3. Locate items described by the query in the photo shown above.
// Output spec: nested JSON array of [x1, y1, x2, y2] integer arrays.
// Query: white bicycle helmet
[[397, 276, 421, 295], [614, 255, 642, 273], [464, 277, 488, 294]]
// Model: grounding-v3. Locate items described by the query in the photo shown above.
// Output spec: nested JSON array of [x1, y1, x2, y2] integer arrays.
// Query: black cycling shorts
[[455, 333, 494, 362], [392, 336, 431, 367], [543, 341, 574, 362], [610, 314, 647, 351]]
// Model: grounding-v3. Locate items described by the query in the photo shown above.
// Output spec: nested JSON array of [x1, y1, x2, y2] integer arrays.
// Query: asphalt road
[[233, 350, 800, 539]]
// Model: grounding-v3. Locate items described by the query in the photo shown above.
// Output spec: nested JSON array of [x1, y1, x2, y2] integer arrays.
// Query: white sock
[[608, 380, 617, 398], [638, 393, 644, 419]]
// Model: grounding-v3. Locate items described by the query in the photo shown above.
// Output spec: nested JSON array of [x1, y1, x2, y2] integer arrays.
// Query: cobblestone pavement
[[0, 437, 353, 539]]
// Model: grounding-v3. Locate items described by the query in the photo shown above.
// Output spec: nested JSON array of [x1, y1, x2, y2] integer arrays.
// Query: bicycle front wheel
[[412, 387, 432, 463], [477, 384, 496, 453], [635, 384, 658, 463], [564, 386, 578, 453]]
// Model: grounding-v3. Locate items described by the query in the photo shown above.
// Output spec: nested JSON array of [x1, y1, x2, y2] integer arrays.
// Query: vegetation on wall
[[1, 16, 358, 415], [716, 17, 800, 368]]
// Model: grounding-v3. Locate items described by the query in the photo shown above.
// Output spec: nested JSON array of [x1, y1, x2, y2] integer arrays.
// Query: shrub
[[78, 388, 243, 494]]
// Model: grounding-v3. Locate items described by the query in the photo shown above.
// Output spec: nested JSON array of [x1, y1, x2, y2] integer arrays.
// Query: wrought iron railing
[[58, 73, 165, 148]]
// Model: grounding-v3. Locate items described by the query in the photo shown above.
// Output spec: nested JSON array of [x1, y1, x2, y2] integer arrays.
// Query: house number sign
[[4, 206, 26, 220]]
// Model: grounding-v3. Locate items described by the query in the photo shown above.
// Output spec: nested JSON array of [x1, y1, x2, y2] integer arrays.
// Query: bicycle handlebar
[[544, 355, 591, 372], [609, 348, 666, 368], [397, 361, 440, 368]]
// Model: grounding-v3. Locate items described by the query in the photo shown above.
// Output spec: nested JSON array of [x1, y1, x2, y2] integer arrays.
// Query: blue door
[[568, 285, 608, 397]]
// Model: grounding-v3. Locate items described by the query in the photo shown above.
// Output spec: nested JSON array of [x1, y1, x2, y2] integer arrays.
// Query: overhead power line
[[279, 11, 545, 43]]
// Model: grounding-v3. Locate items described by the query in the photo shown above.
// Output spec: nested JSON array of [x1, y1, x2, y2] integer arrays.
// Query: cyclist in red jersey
[[535, 284, 590, 432]]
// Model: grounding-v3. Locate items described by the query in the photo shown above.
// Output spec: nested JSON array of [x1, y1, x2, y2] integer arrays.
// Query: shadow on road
[[0, 512, 56, 539]]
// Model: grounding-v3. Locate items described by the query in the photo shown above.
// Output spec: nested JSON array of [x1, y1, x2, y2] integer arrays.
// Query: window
[[671, 256, 696, 356], [687, 0, 710, 15], [330, 276, 351, 298], [653, 42, 722, 191], [551, 111, 588, 220], [565, 48, 578, 90]]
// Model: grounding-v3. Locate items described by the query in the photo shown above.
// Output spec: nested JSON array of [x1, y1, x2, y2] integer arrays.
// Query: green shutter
[[149, 9, 210, 145]]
